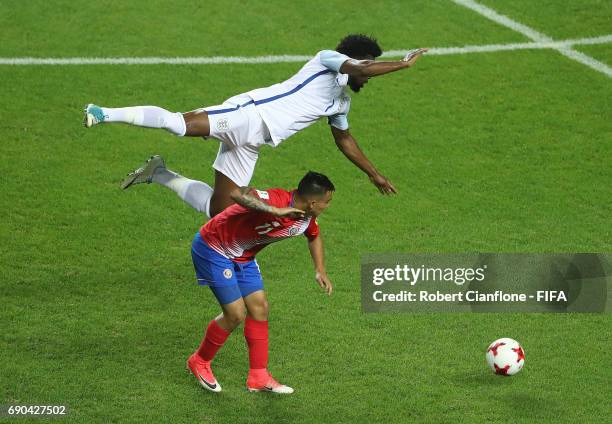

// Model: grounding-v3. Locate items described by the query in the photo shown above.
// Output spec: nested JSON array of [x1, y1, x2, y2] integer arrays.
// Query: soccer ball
[[486, 338, 525, 376]]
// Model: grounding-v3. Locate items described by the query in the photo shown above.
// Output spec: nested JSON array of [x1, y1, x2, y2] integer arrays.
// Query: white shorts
[[203, 94, 272, 187]]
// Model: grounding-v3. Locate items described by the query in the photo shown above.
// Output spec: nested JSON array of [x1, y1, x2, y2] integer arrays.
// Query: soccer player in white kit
[[84, 34, 427, 217]]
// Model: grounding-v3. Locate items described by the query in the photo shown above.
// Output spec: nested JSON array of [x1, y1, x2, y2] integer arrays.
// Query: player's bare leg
[[244, 291, 269, 321], [182, 109, 211, 137], [243, 290, 294, 394], [215, 298, 247, 332], [209, 170, 241, 217]]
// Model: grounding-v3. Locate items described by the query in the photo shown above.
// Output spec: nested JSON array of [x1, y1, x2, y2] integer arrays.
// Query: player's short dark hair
[[336, 34, 382, 59], [297, 171, 335, 197]]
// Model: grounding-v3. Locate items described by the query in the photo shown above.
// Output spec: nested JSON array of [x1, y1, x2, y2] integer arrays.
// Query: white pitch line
[[0, 35, 610, 66], [556, 47, 612, 77], [0, 55, 313, 65], [451, 0, 550, 42], [385, 34, 612, 56], [451, 0, 612, 77]]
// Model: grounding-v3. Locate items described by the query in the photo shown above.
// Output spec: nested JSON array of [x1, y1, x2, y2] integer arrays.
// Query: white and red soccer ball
[[486, 338, 525, 376]]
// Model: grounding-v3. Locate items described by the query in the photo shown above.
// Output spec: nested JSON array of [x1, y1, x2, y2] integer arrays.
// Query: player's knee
[[258, 299, 269, 318], [225, 308, 247, 328], [248, 298, 269, 320]]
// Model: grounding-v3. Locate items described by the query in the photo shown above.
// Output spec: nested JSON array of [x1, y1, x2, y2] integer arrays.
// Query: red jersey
[[200, 188, 320, 262]]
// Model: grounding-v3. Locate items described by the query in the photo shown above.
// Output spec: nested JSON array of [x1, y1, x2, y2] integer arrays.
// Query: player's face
[[348, 55, 374, 93], [307, 191, 333, 217]]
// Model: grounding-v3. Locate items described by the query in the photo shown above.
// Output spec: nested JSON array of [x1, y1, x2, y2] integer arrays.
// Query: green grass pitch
[[1, 1, 611, 423]]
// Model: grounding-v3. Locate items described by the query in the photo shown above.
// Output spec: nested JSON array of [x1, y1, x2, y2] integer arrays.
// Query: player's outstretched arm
[[339, 48, 428, 78], [308, 235, 332, 296], [230, 187, 305, 218], [331, 127, 397, 195]]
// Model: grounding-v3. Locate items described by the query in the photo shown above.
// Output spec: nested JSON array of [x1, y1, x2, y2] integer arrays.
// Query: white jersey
[[245, 50, 352, 146]]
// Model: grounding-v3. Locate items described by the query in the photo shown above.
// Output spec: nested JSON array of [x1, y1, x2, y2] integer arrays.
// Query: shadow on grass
[[451, 370, 512, 387], [451, 370, 562, 420]]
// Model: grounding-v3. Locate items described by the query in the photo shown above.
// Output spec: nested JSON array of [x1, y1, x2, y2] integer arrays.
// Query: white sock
[[152, 168, 213, 218], [101, 106, 186, 136]]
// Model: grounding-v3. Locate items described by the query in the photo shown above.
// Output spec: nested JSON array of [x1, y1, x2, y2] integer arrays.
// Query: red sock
[[196, 319, 231, 362], [244, 317, 268, 371]]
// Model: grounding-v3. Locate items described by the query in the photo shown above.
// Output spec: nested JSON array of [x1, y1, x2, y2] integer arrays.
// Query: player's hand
[[272, 207, 305, 219], [315, 271, 333, 296], [369, 173, 397, 195], [402, 48, 428, 66]]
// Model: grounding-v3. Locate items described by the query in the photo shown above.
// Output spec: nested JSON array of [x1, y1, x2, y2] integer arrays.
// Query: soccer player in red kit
[[187, 171, 334, 394]]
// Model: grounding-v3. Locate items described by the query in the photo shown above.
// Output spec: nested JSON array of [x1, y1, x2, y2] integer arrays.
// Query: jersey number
[[255, 221, 280, 235]]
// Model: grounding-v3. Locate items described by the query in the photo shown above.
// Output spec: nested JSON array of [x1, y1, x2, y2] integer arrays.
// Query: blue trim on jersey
[[252, 69, 333, 105], [206, 99, 255, 115], [206, 69, 333, 115], [324, 99, 335, 112]]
